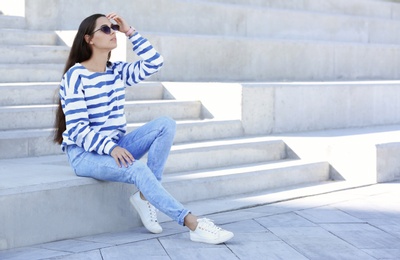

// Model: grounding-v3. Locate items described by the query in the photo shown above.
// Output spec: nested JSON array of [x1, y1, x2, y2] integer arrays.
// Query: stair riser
[[0, 135, 60, 159], [125, 101, 202, 123], [0, 181, 137, 250], [165, 162, 331, 203], [0, 65, 64, 83], [0, 102, 202, 131], [165, 141, 287, 173], [174, 120, 244, 144], [0, 46, 69, 64], [0, 16, 25, 29], [0, 84, 59, 106], [0, 30, 59, 46]]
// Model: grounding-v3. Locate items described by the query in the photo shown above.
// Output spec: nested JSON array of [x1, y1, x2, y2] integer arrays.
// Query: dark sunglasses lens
[[100, 26, 111, 34], [111, 24, 120, 31]]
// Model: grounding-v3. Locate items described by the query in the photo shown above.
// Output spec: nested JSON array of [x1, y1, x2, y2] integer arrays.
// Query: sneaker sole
[[190, 232, 234, 245]]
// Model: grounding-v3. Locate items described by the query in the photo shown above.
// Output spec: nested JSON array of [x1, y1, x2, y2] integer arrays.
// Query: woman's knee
[[128, 160, 156, 184], [157, 116, 176, 134]]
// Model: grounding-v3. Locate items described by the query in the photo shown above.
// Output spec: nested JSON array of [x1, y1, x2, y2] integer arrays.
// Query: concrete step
[[164, 137, 289, 174], [0, 29, 59, 45], [0, 15, 25, 29], [0, 119, 244, 159], [0, 63, 64, 83], [0, 82, 165, 106], [0, 100, 202, 131], [196, 0, 400, 20], [0, 45, 70, 64], [0, 154, 330, 249], [164, 159, 331, 203], [147, 33, 400, 82]]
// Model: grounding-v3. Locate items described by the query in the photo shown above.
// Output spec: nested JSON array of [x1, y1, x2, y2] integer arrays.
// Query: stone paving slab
[[0, 181, 399, 260]]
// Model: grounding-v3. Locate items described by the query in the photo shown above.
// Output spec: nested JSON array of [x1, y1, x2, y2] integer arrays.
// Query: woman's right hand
[[111, 146, 135, 168], [106, 12, 131, 35]]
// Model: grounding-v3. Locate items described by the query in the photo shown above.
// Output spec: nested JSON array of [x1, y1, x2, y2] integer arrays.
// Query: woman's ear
[[84, 34, 93, 45]]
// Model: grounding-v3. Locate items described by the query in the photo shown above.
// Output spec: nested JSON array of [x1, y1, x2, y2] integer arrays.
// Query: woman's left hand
[[106, 12, 131, 34]]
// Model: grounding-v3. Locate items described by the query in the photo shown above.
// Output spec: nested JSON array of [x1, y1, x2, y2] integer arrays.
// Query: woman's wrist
[[125, 26, 136, 37]]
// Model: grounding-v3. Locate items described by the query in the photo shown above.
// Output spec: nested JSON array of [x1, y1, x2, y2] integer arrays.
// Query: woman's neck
[[81, 52, 109, 73]]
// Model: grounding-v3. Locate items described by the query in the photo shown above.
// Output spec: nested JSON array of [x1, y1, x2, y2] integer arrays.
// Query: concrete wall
[[377, 142, 400, 182], [240, 81, 400, 135]]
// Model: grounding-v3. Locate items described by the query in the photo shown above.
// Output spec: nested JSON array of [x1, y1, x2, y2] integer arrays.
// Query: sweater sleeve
[[119, 32, 164, 86], [60, 72, 117, 155]]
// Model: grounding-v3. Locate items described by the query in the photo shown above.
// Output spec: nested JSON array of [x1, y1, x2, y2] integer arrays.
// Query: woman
[[53, 13, 233, 244]]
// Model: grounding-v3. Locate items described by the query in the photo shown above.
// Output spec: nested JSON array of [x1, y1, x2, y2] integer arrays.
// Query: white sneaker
[[190, 218, 234, 244], [130, 192, 162, 234]]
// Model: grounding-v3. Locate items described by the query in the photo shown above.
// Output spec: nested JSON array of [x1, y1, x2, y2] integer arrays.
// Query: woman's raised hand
[[106, 12, 131, 34]]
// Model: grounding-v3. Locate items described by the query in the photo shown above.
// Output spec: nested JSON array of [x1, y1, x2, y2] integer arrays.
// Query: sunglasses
[[92, 24, 120, 35]]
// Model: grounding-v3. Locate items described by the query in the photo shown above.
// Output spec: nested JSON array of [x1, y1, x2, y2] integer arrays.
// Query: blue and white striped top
[[59, 32, 163, 155]]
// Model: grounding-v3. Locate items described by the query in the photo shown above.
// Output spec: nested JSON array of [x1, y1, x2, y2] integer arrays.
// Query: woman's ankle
[[184, 214, 198, 231], [139, 192, 146, 201]]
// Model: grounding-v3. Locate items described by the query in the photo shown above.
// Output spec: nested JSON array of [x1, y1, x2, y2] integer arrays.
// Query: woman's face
[[89, 16, 118, 51]]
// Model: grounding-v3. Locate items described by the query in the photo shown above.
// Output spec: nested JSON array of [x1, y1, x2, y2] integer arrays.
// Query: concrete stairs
[[2, 0, 400, 249], [0, 12, 335, 249], [0, 16, 65, 83]]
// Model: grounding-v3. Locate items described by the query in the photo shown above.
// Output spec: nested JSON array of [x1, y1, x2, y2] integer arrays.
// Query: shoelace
[[146, 201, 158, 223], [198, 218, 222, 234]]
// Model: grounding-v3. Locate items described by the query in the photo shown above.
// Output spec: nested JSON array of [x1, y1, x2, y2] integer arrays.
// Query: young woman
[[53, 13, 233, 244]]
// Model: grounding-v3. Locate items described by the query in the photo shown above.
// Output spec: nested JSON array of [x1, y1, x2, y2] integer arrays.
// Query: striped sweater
[[60, 32, 163, 155]]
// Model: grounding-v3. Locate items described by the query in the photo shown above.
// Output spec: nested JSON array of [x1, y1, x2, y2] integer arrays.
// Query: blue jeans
[[66, 116, 190, 226]]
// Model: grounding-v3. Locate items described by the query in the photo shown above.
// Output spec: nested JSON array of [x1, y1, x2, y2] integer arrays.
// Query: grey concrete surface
[[0, 181, 399, 260]]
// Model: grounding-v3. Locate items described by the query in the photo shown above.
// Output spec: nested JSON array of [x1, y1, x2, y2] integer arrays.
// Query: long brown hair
[[53, 14, 108, 144]]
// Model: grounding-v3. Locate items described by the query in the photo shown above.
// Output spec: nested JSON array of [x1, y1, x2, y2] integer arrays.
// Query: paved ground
[[0, 181, 399, 260]]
